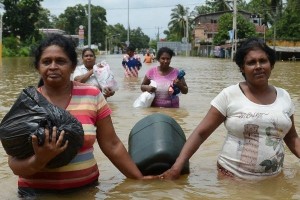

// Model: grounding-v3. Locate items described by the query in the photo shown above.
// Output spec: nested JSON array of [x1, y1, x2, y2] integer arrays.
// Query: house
[[192, 11, 300, 60], [193, 10, 265, 45]]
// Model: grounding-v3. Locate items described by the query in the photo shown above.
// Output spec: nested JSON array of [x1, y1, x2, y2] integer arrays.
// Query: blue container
[[128, 113, 189, 175]]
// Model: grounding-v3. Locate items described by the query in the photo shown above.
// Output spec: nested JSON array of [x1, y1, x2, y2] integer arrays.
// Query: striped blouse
[[18, 81, 112, 190]]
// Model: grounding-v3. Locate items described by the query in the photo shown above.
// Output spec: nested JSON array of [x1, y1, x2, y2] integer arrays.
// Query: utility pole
[[88, 0, 91, 48], [231, 0, 237, 60], [186, 14, 189, 56], [155, 26, 162, 41], [126, 0, 130, 47], [0, 3, 4, 64], [272, 5, 278, 50]]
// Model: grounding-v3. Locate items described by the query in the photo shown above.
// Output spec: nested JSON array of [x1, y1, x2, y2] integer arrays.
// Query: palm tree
[[206, 0, 231, 12], [167, 4, 190, 41], [191, 4, 212, 17]]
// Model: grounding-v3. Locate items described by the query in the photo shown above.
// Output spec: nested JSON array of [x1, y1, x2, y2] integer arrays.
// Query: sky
[[41, 0, 207, 39]]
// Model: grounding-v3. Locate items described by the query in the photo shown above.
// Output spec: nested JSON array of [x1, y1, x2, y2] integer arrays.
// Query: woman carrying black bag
[[0, 34, 156, 198]]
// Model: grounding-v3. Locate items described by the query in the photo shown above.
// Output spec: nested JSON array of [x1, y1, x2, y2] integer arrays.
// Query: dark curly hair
[[156, 47, 175, 60], [34, 34, 78, 70], [81, 47, 95, 58], [234, 38, 276, 79]]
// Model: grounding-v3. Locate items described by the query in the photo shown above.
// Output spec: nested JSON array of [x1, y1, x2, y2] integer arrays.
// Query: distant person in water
[[143, 50, 154, 64], [122, 46, 142, 77], [140, 47, 188, 108], [73, 48, 116, 98]]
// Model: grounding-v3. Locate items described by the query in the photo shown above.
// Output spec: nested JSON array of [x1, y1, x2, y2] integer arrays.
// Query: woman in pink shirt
[[140, 47, 188, 108]]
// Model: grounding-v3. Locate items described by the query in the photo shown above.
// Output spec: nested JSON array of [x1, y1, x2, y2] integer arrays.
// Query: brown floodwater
[[0, 54, 299, 199]]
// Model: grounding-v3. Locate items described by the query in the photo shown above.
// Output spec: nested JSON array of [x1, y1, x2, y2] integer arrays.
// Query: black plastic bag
[[0, 86, 84, 168]]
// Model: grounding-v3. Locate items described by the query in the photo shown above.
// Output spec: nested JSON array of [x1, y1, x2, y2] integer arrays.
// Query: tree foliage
[[55, 4, 107, 46], [205, 0, 231, 12], [106, 24, 150, 51], [275, 0, 300, 40], [167, 4, 191, 42], [2, 0, 42, 42], [36, 7, 53, 28], [213, 13, 256, 45]]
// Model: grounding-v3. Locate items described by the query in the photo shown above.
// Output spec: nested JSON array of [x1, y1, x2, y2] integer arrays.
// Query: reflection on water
[[0, 55, 299, 199]]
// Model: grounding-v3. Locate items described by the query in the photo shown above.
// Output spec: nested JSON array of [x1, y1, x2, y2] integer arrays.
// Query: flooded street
[[0, 54, 299, 199]]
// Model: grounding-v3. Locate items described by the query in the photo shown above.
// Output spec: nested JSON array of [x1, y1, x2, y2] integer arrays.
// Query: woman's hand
[[173, 78, 188, 94], [146, 85, 156, 93], [8, 126, 69, 177], [142, 175, 160, 180], [173, 79, 184, 89], [158, 167, 181, 180], [32, 126, 68, 167], [103, 87, 115, 98]]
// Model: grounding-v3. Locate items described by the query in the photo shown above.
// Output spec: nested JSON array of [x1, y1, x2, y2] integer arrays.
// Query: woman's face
[[38, 45, 74, 87], [158, 52, 171, 69], [82, 50, 96, 69], [242, 49, 272, 85]]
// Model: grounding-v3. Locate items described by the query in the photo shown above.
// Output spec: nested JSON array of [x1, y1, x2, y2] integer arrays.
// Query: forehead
[[83, 50, 94, 55], [160, 52, 171, 58], [41, 45, 68, 58], [245, 49, 268, 59]]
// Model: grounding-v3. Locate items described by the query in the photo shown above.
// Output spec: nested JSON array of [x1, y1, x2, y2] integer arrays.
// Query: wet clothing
[[212, 83, 294, 180], [122, 55, 142, 77], [143, 54, 153, 63], [73, 64, 99, 88], [146, 66, 180, 108], [18, 81, 111, 193]]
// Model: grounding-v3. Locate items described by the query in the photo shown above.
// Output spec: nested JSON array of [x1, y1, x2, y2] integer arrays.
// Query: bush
[[2, 36, 39, 57]]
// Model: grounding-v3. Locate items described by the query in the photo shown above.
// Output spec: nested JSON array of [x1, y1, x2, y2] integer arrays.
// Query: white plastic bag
[[133, 81, 157, 108], [93, 61, 118, 91]]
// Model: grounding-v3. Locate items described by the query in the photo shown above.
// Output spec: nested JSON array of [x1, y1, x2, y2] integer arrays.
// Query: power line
[[44, 2, 205, 12]]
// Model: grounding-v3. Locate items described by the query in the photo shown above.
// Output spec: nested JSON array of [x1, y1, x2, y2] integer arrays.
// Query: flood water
[[0, 54, 299, 200]]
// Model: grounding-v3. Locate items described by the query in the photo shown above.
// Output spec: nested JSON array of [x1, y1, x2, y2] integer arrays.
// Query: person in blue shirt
[[122, 46, 142, 77]]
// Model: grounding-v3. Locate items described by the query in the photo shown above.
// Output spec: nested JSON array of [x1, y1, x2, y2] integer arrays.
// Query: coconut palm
[[167, 4, 190, 42], [206, 0, 231, 12]]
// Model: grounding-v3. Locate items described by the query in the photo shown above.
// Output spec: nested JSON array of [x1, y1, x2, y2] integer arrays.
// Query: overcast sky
[[41, 0, 207, 39]]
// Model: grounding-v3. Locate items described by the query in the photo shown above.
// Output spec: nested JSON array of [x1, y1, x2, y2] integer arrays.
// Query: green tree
[[206, 0, 231, 12], [191, 5, 212, 16], [106, 24, 127, 51], [213, 13, 256, 45], [129, 27, 150, 50], [167, 4, 190, 41], [36, 7, 53, 28], [56, 4, 107, 45], [105, 24, 150, 51], [245, 0, 284, 26], [57, 5, 87, 35], [2, 0, 42, 42], [275, 0, 300, 40]]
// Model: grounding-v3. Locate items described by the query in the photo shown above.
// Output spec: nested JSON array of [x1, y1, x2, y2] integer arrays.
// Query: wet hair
[[34, 34, 78, 70], [156, 47, 175, 60], [82, 47, 96, 58], [126, 45, 135, 52], [234, 38, 276, 78]]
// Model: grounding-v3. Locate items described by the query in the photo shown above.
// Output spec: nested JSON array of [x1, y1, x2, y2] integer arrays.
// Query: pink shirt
[[146, 66, 179, 108]]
